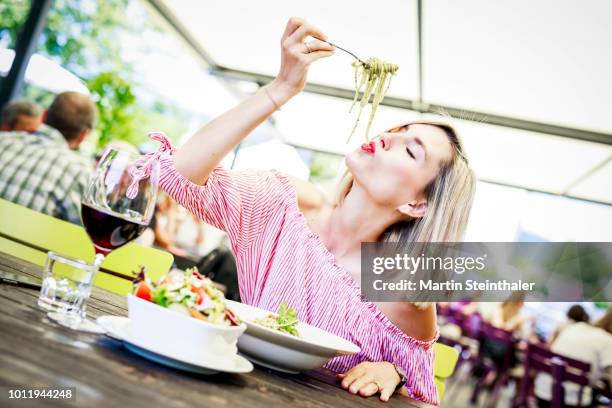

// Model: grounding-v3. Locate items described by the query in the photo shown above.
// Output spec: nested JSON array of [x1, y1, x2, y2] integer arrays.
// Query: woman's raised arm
[[173, 17, 334, 185]]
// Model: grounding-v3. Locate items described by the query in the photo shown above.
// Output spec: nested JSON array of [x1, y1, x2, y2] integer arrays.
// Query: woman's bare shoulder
[[285, 175, 328, 212]]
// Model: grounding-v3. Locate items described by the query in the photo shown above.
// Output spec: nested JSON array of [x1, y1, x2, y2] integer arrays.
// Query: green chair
[[433, 342, 459, 401], [0, 198, 173, 294]]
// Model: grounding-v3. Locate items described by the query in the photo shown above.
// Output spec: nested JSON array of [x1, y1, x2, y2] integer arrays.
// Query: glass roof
[[161, 0, 419, 98], [155, 0, 612, 204], [465, 182, 612, 241], [422, 0, 612, 133], [441, 118, 612, 196]]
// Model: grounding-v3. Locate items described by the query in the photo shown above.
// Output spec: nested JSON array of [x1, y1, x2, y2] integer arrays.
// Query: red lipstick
[[361, 141, 376, 154]]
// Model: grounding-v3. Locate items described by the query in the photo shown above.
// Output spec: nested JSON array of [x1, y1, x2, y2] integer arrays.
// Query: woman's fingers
[[378, 381, 397, 402], [340, 365, 367, 389], [274, 17, 332, 96], [287, 22, 327, 45], [359, 383, 379, 397], [281, 17, 304, 42], [303, 38, 334, 53], [304, 50, 334, 64], [347, 373, 375, 394]]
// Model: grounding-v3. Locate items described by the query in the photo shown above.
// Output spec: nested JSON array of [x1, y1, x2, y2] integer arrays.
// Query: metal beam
[[562, 155, 612, 195], [145, 0, 217, 67], [416, 0, 424, 107], [0, 0, 52, 109], [479, 177, 611, 208]]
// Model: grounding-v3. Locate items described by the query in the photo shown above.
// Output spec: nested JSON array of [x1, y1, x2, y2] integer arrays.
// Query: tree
[[1, 0, 188, 150], [87, 71, 137, 148]]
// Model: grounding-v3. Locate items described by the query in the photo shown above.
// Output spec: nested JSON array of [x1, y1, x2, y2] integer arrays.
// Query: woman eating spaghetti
[[132, 17, 476, 404]]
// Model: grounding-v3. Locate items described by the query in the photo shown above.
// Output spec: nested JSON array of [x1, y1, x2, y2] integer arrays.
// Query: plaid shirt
[[0, 125, 93, 225]]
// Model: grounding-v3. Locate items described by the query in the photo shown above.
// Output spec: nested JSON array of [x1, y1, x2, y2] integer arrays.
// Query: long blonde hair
[[335, 120, 476, 244], [501, 291, 526, 323]]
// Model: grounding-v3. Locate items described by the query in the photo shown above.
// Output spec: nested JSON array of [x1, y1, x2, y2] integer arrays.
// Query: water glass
[[38, 252, 98, 327]]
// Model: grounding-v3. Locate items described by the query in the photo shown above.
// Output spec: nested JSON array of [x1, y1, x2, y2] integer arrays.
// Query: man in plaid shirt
[[0, 92, 97, 225]]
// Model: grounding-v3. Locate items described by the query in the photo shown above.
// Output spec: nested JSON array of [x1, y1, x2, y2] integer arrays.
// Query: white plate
[[96, 315, 253, 374], [225, 301, 360, 373]]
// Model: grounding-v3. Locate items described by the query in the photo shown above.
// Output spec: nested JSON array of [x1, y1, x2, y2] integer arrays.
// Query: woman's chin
[[345, 150, 364, 172]]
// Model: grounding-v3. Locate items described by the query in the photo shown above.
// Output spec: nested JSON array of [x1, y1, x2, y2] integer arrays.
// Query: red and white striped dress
[[143, 133, 438, 404]]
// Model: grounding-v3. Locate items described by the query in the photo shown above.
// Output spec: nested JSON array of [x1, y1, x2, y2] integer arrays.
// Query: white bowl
[[226, 300, 360, 373], [127, 294, 246, 363]]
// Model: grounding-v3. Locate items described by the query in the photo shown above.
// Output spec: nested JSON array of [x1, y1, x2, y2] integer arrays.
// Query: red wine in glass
[[81, 147, 159, 257], [81, 203, 149, 254]]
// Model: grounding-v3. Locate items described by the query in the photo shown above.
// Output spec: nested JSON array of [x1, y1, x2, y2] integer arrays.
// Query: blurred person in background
[[151, 191, 190, 258], [548, 304, 590, 345], [491, 291, 533, 334], [173, 209, 207, 256], [535, 308, 612, 407], [476, 301, 502, 323], [0, 92, 97, 224], [0, 99, 43, 132], [476, 293, 533, 386], [129, 18, 476, 404]]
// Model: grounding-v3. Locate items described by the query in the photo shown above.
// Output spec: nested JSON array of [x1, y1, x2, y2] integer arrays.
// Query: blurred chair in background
[[0, 198, 173, 295], [515, 342, 591, 408], [469, 323, 517, 408], [533, 309, 612, 407]]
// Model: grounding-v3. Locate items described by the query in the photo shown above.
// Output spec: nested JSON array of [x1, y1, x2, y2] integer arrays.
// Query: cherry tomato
[[134, 282, 151, 301]]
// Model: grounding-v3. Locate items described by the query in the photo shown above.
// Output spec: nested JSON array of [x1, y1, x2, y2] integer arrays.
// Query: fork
[[321, 39, 368, 67]]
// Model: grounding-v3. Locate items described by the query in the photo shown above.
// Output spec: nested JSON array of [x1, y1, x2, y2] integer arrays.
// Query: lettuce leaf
[[276, 301, 300, 337]]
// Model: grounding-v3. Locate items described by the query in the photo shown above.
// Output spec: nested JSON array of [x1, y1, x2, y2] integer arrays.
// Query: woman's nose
[[379, 135, 390, 150]]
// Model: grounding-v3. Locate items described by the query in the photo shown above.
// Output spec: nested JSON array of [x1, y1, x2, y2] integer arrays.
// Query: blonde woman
[[491, 291, 531, 334], [132, 18, 475, 404]]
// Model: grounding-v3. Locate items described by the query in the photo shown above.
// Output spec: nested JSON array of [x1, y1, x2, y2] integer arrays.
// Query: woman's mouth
[[361, 141, 376, 154]]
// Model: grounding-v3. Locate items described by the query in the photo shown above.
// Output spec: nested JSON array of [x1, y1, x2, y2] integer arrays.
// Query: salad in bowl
[[132, 266, 240, 326], [253, 301, 301, 337], [128, 267, 245, 362]]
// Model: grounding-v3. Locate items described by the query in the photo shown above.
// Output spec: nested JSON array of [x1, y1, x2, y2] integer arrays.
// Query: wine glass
[[42, 148, 158, 331], [81, 148, 159, 259]]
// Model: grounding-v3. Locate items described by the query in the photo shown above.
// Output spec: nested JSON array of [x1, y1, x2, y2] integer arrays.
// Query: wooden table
[[0, 251, 431, 407]]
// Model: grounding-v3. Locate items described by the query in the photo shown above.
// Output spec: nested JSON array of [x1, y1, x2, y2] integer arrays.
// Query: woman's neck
[[319, 184, 402, 259]]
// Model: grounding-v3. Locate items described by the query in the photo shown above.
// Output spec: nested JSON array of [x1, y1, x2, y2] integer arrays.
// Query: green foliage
[[22, 84, 56, 108], [132, 105, 188, 147], [0, 1, 31, 48], [87, 71, 137, 149], [309, 152, 342, 181], [1, 0, 187, 152], [40, 0, 132, 77]]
